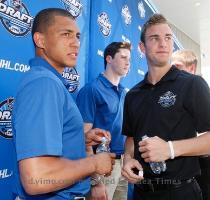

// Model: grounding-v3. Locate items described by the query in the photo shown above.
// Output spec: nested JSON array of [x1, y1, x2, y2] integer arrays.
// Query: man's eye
[[76, 34, 81, 40], [151, 37, 158, 41], [63, 33, 70, 37], [165, 36, 172, 41]]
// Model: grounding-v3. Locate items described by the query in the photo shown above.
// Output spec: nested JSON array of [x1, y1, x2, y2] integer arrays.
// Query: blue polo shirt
[[12, 57, 90, 199], [76, 74, 126, 155]]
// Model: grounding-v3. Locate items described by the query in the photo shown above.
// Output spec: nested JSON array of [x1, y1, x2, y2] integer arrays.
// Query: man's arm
[[19, 152, 114, 195], [174, 131, 210, 157], [84, 123, 109, 200], [85, 124, 111, 147], [122, 137, 143, 183], [139, 131, 210, 162]]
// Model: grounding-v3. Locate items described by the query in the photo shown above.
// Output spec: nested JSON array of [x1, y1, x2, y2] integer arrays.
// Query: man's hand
[[121, 157, 143, 184], [91, 183, 108, 200], [93, 153, 115, 176], [85, 128, 111, 146], [139, 136, 170, 162]]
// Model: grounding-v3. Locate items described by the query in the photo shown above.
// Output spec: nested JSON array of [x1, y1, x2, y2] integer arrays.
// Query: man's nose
[[159, 38, 167, 47], [71, 36, 80, 48]]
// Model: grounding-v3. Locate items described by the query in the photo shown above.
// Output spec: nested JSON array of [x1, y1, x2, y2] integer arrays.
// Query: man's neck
[[147, 64, 171, 85], [36, 51, 64, 74], [103, 69, 121, 86]]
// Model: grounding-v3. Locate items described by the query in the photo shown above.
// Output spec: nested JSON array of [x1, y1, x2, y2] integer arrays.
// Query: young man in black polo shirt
[[122, 13, 210, 200]]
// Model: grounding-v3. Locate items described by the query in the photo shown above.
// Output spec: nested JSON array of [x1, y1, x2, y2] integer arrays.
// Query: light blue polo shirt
[[76, 74, 126, 155], [12, 57, 90, 199]]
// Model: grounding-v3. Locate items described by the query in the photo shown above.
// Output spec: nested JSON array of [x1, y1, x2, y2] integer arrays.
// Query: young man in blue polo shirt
[[76, 42, 131, 200], [12, 8, 115, 200]]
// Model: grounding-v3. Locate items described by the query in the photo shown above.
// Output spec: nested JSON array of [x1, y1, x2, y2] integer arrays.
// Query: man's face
[[37, 15, 80, 72], [108, 48, 131, 76], [140, 23, 174, 68]]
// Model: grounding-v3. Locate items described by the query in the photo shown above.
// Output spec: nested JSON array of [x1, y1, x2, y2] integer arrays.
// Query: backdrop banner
[[0, 0, 181, 199]]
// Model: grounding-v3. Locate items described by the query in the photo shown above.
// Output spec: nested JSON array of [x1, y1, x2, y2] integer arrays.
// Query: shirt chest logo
[[158, 91, 177, 108]]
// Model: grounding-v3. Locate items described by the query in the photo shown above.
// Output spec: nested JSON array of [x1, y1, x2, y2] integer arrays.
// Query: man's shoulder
[[127, 80, 144, 95], [79, 76, 104, 92], [176, 70, 202, 84], [17, 67, 64, 93]]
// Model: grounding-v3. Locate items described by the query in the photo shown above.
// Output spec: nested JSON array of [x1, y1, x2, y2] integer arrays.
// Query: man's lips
[[68, 53, 78, 58], [156, 51, 168, 54]]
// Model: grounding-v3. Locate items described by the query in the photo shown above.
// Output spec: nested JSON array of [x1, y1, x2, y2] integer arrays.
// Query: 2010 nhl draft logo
[[0, 0, 33, 37], [0, 97, 14, 139], [62, 67, 80, 93], [60, 0, 83, 18], [121, 5, 132, 25], [138, 1, 145, 18], [158, 91, 177, 108], [97, 12, 111, 37]]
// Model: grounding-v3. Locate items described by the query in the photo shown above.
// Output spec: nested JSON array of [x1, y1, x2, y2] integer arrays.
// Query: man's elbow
[[21, 176, 47, 195], [20, 169, 49, 195]]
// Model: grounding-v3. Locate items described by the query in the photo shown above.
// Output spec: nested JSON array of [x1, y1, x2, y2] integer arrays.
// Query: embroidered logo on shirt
[[158, 91, 176, 108]]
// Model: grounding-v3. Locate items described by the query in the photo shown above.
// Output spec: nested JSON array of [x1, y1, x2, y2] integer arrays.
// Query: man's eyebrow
[[148, 33, 173, 38], [148, 34, 159, 38], [59, 29, 80, 34]]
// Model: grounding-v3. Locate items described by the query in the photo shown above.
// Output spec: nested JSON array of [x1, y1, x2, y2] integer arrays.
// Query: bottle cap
[[101, 137, 107, 143]]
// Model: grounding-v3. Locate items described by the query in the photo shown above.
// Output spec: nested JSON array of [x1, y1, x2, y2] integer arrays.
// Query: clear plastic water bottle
[[141, 135, 166, 174], [96, 137, 110, 153], [95, 137, 110, 181]]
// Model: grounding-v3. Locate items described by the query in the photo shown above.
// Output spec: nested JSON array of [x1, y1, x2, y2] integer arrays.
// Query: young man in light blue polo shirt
[[12, 8, 115, 200], [77, 42, 131, 200]]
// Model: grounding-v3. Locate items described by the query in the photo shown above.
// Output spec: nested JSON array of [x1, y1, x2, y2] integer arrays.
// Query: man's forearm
[[124, 137, 134, 161], [20, 156, 96, 195], [173, 131, 210, 157]]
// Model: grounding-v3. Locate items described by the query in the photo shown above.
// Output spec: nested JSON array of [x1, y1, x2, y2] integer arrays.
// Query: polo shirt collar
[[29, 57, 71, 90], [98, 73, 124, 90], [140, 65, 179, 87]]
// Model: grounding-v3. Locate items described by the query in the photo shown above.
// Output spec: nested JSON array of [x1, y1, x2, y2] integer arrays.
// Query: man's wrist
[[168, 141, 175, 159], [91, 175, 102, 186], [123, 153, 133, 165]]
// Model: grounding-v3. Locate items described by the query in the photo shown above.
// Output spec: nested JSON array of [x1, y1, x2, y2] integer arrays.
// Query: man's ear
[[189, 64, 196, 74], [33, 32, 45, 48], [106, 55, 112, 64], [139, 41, 146, 55]]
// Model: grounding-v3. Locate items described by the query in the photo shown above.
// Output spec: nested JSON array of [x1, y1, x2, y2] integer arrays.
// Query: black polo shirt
[[123, 66, 210, 180]]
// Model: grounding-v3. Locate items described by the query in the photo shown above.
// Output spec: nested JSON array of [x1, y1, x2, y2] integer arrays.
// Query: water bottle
[[96, 137, 110, 153], [141, 135, 166, 174], [94, 137, 110, 182]]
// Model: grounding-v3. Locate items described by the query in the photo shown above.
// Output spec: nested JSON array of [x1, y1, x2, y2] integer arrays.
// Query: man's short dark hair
[[140, 13, 170, 43], [104, 42, 131, 69], [32, 8, 75, 46]]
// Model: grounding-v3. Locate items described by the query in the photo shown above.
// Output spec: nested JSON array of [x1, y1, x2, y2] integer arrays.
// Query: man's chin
[[65, 64, 76, 68]]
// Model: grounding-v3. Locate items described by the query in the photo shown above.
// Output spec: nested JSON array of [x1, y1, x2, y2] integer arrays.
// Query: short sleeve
[[122, 93, 133, 137], [184, 76, 210, 133], [13, 77, 64, 161], [76, 84, 96, 123]]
